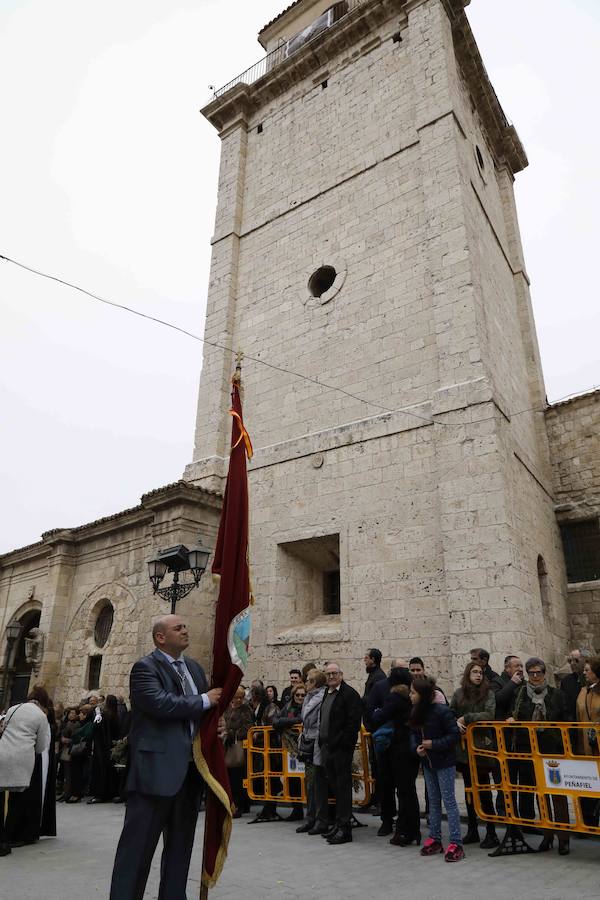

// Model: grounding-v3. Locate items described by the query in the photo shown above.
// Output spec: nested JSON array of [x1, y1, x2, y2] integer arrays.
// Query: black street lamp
[[1, 620, 22, 710], [147, 543, 211, 614]]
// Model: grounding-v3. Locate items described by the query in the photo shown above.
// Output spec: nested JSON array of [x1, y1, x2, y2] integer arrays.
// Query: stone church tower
[[185, 0, 569, 686]]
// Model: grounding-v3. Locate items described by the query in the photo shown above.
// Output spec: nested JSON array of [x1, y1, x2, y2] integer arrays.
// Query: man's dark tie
[[172, 660, 190, 695]]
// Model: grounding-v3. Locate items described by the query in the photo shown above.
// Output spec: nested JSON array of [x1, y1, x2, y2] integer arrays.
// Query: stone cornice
[[443, 0, 527, 173], [201, 0, 397, 133], [0, 481, 222, 568], [204, 0, 524, 174]]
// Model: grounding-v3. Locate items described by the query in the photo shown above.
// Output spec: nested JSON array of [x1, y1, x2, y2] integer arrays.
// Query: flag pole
[[200, 350, 247, 900]]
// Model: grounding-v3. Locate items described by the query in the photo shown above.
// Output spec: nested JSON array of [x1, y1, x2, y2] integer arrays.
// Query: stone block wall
[[546, 390, 600, 652]]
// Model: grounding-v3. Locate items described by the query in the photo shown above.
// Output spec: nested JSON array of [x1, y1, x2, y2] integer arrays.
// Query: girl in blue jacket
[[410, 677, 464, 862]]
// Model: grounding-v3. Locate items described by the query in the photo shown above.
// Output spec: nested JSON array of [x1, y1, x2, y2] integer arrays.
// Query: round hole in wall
[[308, 265, 337, 298]]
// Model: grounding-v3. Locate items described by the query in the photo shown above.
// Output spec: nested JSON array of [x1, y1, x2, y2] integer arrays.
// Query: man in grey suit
[[110, 614, 222, 900]]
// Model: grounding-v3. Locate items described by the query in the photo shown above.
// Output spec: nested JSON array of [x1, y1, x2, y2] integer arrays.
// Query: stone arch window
[[537, 555, 551, 621], [94, 602, 114, 649]]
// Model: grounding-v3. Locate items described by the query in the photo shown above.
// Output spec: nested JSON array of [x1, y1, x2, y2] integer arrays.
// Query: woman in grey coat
[[295, 669, 326, 834], [0, 696, 50, 856]]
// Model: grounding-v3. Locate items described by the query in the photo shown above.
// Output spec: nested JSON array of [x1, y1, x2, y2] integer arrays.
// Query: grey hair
[[525, 656, 546, 673]]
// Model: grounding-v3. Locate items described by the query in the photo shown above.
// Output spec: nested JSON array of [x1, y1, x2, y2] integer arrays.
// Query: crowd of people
[[0, 688, 131, 856], [1, 644, 599, 867], [222, 647, 600, 863]]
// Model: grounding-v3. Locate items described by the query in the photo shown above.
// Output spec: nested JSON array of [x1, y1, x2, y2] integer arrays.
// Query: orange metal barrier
[[243, 725, 374, 807], [465, 721, 600, 840]]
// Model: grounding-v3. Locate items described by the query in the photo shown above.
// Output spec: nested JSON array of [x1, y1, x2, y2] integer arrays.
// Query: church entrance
[[9, 608, 41, 704]]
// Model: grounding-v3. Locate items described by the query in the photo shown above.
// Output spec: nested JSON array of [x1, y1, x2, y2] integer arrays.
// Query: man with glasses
[[560, 648, 591, 721], [312, 663, 362, 844]]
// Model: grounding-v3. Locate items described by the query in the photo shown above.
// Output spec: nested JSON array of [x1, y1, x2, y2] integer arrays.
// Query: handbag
[[70, 740, 88, 759], [224, 739, 244, 768], [296, 732, 315, 764]]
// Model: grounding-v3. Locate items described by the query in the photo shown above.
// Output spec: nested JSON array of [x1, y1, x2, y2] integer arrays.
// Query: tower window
[[560, 519, 600, 583], [323, 570, 341, 615], [94, 603, 114, 648], [308, 265, 337, 298], [475, 145, 485, 170], [392, 32, 403, 44], [88, 655, 102, 691], [257, 123, 263, 134], [321, 79, 328, 89]]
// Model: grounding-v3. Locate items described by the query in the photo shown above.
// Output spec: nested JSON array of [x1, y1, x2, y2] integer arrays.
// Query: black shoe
[[296, 821, 315, 833], [0, 843, 11, 857], [321, 825, 338, 839], [307, 824, 329, 835], [462, 827, 480, 845], [558, 837, 570, 856], [538, 835, 554, 852], [327, 829, 352, 845], [391, 832, 421, 846], [480, 832, 499, 849], [285, 807, 304, 822], [377, 823, 393, 836]]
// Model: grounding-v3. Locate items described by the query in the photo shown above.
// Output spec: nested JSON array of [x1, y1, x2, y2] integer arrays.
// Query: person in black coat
[[494, 655, 524, 720], [560, 648, 589, 721], [371, 667, 420, 845], [109, 614, 223, 900], [314, 662, 362, 844], [88, 694, 121, 803]]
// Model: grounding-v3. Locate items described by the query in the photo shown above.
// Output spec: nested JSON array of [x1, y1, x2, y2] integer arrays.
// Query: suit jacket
[[319, 680, 362, 757], [126, 649, 209, 797]]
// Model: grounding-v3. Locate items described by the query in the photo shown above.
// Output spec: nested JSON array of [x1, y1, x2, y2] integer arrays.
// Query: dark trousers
[[315, 747, 353, 830], [508, 759, 537, 821], [228, 765, 249, 814], [457, 761, 496, 831], [110, 763, 203, 900], [393, 751, 420, 838]]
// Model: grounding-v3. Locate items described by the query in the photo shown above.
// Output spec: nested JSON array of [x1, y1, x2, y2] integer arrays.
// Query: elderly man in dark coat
[[313, 661, 362, 845]]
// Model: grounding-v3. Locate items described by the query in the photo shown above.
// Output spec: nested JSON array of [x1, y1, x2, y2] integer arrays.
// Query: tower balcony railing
[[213, 1, 367, 99]]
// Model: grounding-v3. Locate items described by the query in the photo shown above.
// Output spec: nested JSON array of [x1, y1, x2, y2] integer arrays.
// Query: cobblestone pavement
[[2, 802, 599, 900]]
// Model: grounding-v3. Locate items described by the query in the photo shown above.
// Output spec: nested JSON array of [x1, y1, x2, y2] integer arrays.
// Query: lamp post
[[147, 542, 211, 614], [1, 620, 22, 711]]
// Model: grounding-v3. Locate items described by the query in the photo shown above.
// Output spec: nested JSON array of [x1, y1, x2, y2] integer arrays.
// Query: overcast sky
[[1, 0, 598, 555]]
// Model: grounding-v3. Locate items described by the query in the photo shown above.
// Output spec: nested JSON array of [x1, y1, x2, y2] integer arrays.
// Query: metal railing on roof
[[213, 1, 366, 99]]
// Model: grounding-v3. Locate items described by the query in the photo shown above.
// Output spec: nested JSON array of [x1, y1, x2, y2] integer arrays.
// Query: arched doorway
[[9, 608, 41, 704]]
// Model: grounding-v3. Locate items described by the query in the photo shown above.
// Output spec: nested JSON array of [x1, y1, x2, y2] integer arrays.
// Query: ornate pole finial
[[233, 350, 244, 385]]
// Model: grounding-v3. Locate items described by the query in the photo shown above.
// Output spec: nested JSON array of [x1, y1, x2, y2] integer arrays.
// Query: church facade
[[1, 0, 599, 705]]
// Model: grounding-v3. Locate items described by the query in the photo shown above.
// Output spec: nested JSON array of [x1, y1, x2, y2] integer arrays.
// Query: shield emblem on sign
[[547, 764, 562, 786]]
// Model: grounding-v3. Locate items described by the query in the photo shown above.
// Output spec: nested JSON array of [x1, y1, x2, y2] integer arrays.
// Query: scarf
[[526, 680, 548, 720]]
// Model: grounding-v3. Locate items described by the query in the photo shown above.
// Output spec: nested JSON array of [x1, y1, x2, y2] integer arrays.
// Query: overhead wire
[[1, 252, 595, 430]]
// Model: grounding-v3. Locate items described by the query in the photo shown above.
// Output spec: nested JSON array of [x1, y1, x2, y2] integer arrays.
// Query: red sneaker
[[420, 838, 444, 856], [444, 842, 465, 862]]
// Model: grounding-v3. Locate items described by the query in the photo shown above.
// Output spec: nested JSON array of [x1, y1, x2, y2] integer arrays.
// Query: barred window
[[88, 655, 102, 690], [323, 570, 341, 615], [94, 604, 114, 648], [560, 519, 600, 583]]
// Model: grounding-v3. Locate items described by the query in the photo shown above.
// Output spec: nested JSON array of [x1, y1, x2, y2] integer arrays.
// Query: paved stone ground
[[2, 801, 599, 900]]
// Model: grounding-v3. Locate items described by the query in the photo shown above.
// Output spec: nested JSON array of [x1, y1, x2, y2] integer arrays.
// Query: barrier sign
[[543, 758, 600, 792]]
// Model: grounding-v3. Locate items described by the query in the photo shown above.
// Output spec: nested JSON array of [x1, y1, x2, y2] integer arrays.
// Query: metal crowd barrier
[[243, 725, 374, 807], [465, 721, 600, 851]]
